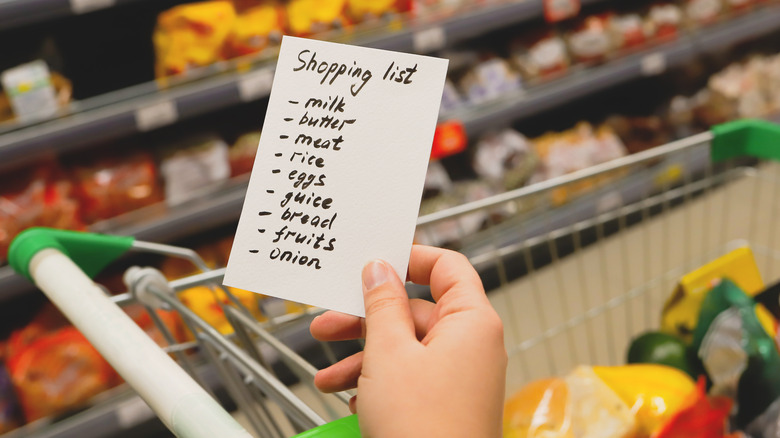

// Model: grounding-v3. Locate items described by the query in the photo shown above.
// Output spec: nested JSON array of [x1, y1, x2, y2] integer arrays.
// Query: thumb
[[362, 260, 416, 347]]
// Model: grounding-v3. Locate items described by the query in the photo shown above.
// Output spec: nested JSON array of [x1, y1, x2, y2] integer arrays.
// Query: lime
[[627, 331, 694, 377]]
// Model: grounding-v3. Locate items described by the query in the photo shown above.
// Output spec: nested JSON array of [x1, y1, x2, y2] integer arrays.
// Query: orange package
[[69, 150, 163, 224], [0, 164, 83, 264], [6, 327, 118, 422]]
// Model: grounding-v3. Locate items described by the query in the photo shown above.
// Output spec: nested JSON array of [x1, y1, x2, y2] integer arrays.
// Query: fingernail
[[363, 260, 390, 291]]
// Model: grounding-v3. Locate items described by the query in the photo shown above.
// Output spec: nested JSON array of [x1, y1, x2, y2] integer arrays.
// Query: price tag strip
[[70, 0, 115, 14], [238, 67, 275, 102], [134, 100, 178, 132], [224, 36, 448, 316]]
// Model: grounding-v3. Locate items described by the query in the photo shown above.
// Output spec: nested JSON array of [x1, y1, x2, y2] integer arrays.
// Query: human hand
[[310, 245, 507, 437]]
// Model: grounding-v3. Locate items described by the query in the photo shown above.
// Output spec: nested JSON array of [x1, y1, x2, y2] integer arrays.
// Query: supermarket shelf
[[0, 0, 611, 171], [444, 4, 780, 139], [2, 6, 779, 300], [0, 181, 248, 302], [0, 0, 153, 31], [358, 0, 606, 52]]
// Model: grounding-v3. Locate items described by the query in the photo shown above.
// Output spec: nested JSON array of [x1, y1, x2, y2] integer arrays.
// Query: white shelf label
[[413, 26, 446, 53], [70, 0, 115, 14], [116, 397, 154, 429], [238, 68, 275, 102], [641, 52, 667, 76], [135, 100, 178, 132]]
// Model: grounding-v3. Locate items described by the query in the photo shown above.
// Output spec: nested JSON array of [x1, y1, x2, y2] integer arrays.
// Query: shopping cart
[[7, 119, 780, 437]]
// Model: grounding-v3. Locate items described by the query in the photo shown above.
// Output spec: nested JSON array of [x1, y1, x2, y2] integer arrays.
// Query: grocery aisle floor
[[488, 162, 780, 395]]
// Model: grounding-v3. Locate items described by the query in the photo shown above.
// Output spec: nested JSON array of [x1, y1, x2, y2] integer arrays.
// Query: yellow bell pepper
[[593, 364, 696, 436]]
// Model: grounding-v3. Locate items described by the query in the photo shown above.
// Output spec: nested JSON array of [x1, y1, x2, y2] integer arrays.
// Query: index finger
[[407, 245, 488, 306]]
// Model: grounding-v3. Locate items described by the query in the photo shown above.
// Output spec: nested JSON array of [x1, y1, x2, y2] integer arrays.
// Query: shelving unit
[[2, 3, 779, 304], [444, 4, 780, 139], [0, 0, 608, 171], [3, 1, 780, 437]]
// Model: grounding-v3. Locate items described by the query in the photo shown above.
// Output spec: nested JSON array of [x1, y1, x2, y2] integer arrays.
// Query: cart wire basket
[[7, 119, 780, 437]]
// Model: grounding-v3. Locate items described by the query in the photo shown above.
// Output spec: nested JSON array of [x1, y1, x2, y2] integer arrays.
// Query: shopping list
[[223, 36, 449, 317]]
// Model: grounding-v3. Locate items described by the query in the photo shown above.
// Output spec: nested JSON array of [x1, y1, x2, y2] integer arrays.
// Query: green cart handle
[[711, 119, 780, 162], [293, 415, 360, 437], [9, 227, 134, 281]]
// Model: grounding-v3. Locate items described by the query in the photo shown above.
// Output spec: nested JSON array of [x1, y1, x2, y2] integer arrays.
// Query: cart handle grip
[[293, 414, 360, 437], [712, 119, 780, 162], [9, 227, 134, 281]]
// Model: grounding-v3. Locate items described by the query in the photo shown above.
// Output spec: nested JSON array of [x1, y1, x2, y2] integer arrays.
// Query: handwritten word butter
[[224, 36, 448, 316]]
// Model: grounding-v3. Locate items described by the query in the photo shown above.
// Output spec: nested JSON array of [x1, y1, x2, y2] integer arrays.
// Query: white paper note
[[223, 36, 448, 317]]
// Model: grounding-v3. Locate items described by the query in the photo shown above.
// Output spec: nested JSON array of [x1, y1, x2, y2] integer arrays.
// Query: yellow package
[[287, 0, 349, 36], [153, 1, 237, 78], [661, 246, 775, 341], [593, 364, 696, 436], [178, 286, 265, 336], [223, 2, 285, 59], [347, 0, 410, 20]]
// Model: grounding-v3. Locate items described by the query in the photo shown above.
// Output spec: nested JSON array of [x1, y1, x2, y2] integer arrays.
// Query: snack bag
[[159, 134, 231, 205], [647, 3, 684, 40], [684, 0, 725, 25], [347, 0, 412, 21], [511, 28, 570, 80], [0, 165, 83, 264], [6, 327, 117, 422], [222, 2, 285, 58], [229, 131, 261, 177], [178, 286, 266, 335], [124, 305, 186, 348], [286, 0, 350, 36], [153, 1, 237, 78], [473, 129, 539, 191], [70, 150, 163, 224], [459, 58, 522, 105], [608, 13, 647, 50], [566, 14, 615, 64]]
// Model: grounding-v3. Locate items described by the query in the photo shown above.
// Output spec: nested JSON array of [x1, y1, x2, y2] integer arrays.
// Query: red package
[[230, 132, 260, 177], [70, 150, 163, 224], [6, 327, 118, 422], [609, 13, 646, 50], [566, 14, 615, 64], [124, 305, 186, 348], [655, 377, 733, 438], [511, 28, 570, 80], [544, 0, 581, 22], [647, 3, 684, 40], [0, 165, 83, 264]]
